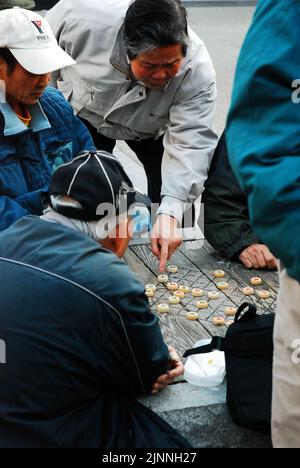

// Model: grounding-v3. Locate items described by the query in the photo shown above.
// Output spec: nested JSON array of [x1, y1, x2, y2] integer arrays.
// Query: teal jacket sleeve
[[226, 0, 300, 282]]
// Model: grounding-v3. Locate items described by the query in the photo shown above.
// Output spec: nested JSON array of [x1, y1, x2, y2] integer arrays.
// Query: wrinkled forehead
[[135, 44, 184, 64]]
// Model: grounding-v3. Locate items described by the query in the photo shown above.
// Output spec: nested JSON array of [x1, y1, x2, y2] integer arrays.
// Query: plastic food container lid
[[184, 339, 226, 387]]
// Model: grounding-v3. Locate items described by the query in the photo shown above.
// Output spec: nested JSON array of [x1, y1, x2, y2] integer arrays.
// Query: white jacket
[[46, 0, 217, 221]]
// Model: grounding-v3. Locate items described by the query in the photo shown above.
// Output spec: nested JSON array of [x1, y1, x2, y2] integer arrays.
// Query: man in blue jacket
[[227, 0, 300, 448], [0, 150, 187, 448], [0, 7, 94, 231]]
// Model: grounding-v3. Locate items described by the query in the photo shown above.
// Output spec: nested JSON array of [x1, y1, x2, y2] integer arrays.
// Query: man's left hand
[[151, 346, 184, 395], [151, 214, 182, 272], [239, 244, 277, 270]]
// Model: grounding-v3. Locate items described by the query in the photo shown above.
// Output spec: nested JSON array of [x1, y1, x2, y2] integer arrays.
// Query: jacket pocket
[[69, 75, 95, 115], [43, 139, 73, 174], [146, 112, 169, 132]]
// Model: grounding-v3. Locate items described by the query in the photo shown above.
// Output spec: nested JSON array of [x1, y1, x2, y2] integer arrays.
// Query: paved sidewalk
[[140, 383, 271, 448]]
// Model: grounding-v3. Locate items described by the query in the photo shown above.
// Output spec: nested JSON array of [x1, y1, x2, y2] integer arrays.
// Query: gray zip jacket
[[46, 0, 217, 221]]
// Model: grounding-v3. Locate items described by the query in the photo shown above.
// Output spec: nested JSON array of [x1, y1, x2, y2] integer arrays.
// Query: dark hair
[[0, 48, 18, 73], [124, 0, 188, 60]]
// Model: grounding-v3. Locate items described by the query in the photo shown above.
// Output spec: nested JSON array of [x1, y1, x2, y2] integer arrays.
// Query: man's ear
[[100, 235, 127, 257], [100, 219, 131, 257], [114, 236, 130, 258]]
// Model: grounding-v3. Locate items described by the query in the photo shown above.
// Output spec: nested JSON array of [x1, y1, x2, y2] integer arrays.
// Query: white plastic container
[[184, 339, 226, 387]]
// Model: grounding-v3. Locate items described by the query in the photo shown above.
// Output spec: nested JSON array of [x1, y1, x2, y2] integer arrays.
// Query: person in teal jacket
[[227, 0, 300, 448]]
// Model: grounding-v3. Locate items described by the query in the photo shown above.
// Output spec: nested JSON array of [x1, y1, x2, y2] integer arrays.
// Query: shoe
[[0, 0, 36, 10]]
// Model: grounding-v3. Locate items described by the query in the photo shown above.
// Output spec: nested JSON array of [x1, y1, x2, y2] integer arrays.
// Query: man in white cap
[[0, 7, 95, 231]]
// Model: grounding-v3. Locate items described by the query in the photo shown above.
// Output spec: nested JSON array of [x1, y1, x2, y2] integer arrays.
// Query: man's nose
[[38, 73, 51, 87], [151, 68, 168, 80]]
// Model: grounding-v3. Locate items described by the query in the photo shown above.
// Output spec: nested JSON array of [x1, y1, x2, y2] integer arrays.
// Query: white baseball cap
[[0, 7, 75, 74]]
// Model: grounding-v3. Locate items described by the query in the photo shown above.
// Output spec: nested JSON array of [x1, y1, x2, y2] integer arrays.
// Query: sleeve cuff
[[226, 236, 261, 260], [156, 196, 185, 225]]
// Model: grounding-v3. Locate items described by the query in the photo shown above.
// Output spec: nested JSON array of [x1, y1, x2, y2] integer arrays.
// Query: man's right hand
[[151, 214, 182, 273], [239, 244, 277, 270]]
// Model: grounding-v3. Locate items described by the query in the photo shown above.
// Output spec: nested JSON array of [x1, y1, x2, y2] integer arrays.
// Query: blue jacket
[[0, 87, 95, 231], [227, 0, 300, 282], [0, 216, 189, 448]]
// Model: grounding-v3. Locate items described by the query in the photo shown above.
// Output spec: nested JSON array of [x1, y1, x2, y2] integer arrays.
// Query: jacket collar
[[0, 99, 51, 137], [110, 24, 132, 78]]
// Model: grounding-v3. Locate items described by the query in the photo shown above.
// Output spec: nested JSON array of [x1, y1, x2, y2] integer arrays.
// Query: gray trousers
[[272, 265, 300, 448]]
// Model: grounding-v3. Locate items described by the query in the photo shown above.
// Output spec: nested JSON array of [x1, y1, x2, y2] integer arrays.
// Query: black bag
[[183, 303, 274, 434]]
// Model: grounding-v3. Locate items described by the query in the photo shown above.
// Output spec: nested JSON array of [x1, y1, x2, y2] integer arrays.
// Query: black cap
[[49, 151, 149, 221]]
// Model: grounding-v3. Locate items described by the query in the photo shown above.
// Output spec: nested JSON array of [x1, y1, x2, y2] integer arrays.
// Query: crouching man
[[0, 150, 189, 448]]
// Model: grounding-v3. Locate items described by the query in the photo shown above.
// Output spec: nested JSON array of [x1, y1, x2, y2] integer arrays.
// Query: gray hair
[[47, 195, 151, 241], [49, 195, 119, 241], [124, 0, 189, 60]]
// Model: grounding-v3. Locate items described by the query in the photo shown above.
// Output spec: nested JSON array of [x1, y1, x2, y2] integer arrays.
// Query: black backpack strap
[[183, 303, 258, 358], [235, 302, 257, 322], [183, 336, 224, 358]]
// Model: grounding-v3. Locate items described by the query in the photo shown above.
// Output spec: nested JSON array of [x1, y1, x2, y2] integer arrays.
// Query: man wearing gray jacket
[[46, 0, 217, 272]]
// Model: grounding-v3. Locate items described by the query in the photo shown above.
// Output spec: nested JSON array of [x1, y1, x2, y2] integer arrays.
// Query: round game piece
[[157, 303, 170, 313], [208, 291, 220, 300], [167, 265, 178, 273], [157, 274, 168, 283], [196, 300, 209, 309], [178, 285, 190, 294], [225, 306, 237, 317], [226, 320, 235, 327], [169, 295, 181, 305], [167, 282, 179, 291], [186, 312, 199, 321], [214, 270, 225, 278], [243, 287, 254, 296], [213, 317, 225, 327], [217, 282, 229, 291], [174, 290, 185, 299], [191, 288, 204, 297], [258, 290, 271, 299], [145, 289, 154, 298], [250, 277, 263, 286], [145, 284, 156, 292]]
